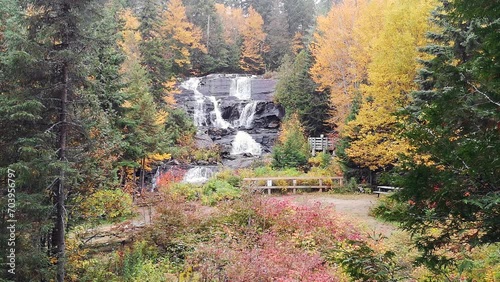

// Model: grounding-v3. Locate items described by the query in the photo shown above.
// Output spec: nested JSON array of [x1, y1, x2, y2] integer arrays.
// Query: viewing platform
[[308, 134, 335, 155]]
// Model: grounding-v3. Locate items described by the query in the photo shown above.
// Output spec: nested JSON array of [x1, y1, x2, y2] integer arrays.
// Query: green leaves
[[272, 114, 311, 170]]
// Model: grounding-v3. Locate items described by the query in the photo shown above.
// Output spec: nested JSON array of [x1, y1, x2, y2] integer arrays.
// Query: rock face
[[176, 74, 284, 161]]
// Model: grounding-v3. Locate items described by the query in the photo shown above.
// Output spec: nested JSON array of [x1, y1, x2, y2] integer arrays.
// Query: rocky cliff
[[176, 74, 284, 157]]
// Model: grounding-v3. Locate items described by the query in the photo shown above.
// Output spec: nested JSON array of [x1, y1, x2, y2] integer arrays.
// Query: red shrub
[[188, 197, 363, 281], [156, 167, 185, 189], [255, 198, 363, 245], [192, 232, 340, 281]]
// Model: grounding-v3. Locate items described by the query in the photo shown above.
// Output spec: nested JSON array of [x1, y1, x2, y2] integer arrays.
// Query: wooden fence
[[242, 176, 344, 194]]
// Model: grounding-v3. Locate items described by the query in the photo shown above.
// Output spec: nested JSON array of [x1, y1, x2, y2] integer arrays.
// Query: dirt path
[[271, 193, 397, 237]]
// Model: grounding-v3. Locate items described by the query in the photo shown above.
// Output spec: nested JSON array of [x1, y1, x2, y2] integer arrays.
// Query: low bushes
[[186, 197, 361, 281], [163, 170, 243, 206], [78, 189, 134, 223]]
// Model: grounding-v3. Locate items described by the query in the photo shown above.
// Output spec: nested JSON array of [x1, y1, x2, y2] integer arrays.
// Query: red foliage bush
[[255, 198, 363, 245], [188, 197, 363, 281], [156, 167, 185, 189], [193, 232, 340, 281]]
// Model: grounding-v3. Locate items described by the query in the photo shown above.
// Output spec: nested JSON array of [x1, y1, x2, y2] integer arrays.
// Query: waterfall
[[181, 77, 206, 126], [182, 167, 214, 184], [230, 77, 252, 100], [238, 101, 258, 129], [208, 96, 231, 129], [231, 131, 262, 156], [151, 167, 161, 191]]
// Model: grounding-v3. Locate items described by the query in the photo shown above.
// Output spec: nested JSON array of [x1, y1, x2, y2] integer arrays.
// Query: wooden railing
[[308, 135, 335, 154], [242, 176, 344, 194], [373, 186, 400, 197]]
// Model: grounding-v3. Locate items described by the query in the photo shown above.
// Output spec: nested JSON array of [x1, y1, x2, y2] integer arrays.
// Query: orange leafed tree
[[239, 6, 267, 74], [215, 3, 245, 45], [158, 0, 206, 70], [310, 0, 369, 132]]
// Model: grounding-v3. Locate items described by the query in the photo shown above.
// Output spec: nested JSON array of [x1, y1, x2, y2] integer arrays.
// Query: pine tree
[[139, 0, 172, 103], [0, 3, 56, 280], [0, 0, 107, 280], [264, 1, 291, 70], [283, 0, 316, 37], [185, 0, 239, 74], [214, 3, 245, 72], [118, 8, 168, 191]]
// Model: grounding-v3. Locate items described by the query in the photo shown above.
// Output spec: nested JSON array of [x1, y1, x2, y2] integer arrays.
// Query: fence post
[[267, 179, 272, 195]]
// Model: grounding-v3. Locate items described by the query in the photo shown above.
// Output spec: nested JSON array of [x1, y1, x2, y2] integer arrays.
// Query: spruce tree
[[0, 0, 122, 280], [387, 0, 500, 268], [275, 50, 330, 135]]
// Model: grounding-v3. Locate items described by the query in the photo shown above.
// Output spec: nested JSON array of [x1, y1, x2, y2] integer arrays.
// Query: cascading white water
[[150, 168, 161, 191], [181, 77, 206, 126], [182, 167, 214, 184], [230, 77, 252, 100], [238, 101, 258, 129], [231, 131, 262, 156], [208, 96, 232, 129]]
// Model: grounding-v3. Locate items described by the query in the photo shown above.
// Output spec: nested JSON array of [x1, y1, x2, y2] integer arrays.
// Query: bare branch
[[462, 74, 500, 107]]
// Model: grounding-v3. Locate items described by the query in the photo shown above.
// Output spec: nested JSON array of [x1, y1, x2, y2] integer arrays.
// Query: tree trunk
[[140, 157, 146, 192], [55, 62, 68, 282], [119, 166, 125, 187]]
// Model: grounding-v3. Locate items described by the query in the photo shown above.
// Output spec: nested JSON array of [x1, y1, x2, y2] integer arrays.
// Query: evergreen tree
[[138, 0, 172, 103], [264, 1, 291, 70], [283, 0, 315, 37], [118, 8, 168, 191], [0, 3, 56, 280], [74, 0, 126, 194], [214, 3, 245, 72], [0, 0, 108, 280], [275, 50, 330, 135], [386, 0, 500, 268], [185, 0, 239, 74], [272, 113, 311, 170]]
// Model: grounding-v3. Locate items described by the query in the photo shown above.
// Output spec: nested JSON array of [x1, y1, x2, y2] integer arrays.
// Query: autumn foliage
[[310, 0, 367, 131], [239, 6, 267, 74], [311, 0, 436, 171], [157, 0, 206, 71]]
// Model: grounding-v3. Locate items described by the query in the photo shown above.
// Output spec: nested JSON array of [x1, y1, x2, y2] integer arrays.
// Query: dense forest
[[0, 0, 498, 281]]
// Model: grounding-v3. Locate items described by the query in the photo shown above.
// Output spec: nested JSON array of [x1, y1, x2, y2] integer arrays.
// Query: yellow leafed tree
[[215, 3, 245, 45], [239, 6, 267, 74], [118, 9, 143, 75], [310, 0, 369, 131], [344, 0, 437, 170], [158, 0, 206, 70]]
